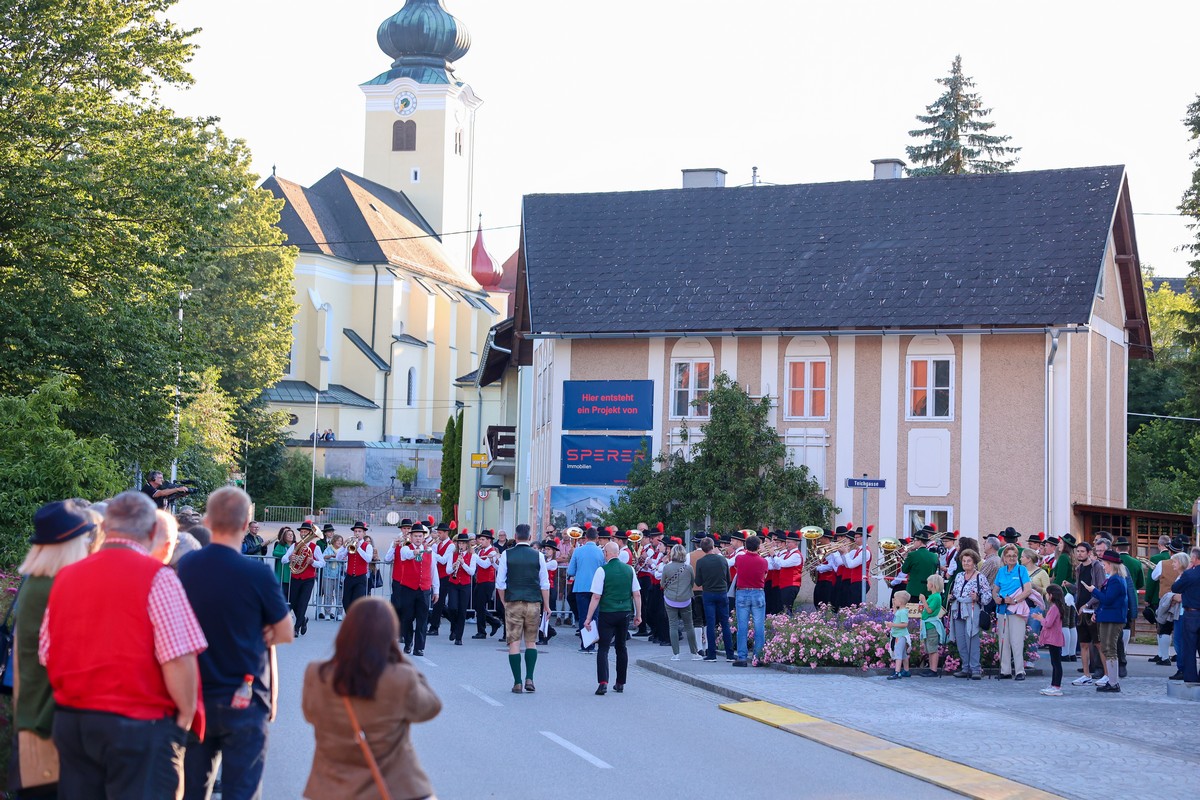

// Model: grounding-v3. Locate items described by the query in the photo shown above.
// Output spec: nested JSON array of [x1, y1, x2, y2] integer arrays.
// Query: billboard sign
[[562, 380, 654, 431], [560, 435, 650, 486]]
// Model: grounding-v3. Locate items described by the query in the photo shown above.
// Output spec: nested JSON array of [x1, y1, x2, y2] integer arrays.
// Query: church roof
[[520, 165, 1143, 337], [265, 381, 379, 409], [263, 169, 481, 291]]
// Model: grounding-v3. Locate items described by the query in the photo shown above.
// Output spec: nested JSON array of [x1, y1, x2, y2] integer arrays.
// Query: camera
[[161, 479, 197, 494]]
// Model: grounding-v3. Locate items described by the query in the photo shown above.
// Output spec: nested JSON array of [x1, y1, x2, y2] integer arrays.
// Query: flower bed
[[748, 605, 1039, 671]]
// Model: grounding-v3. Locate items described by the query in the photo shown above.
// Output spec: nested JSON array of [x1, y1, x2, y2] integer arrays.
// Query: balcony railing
[[486, 425, 516, 461]]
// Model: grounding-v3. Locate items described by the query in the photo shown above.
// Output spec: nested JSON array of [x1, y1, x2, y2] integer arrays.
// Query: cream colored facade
[[527, 237, 1132, 542]]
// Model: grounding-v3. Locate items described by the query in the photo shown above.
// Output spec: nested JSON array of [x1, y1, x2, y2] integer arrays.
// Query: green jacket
[[1146, 550, 1171, 607], [1052, 552, 1074, 586], [1119, 552, 1145, 592], [902, 547, 940, 600]]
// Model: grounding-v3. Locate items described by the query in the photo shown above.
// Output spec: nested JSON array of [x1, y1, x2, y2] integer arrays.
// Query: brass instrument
[[628, 529, 644, 561], [346, 540, 359, 557], [565, 525, 584, 540], [290, 528, 324, 575], [806, 541, 839, 581], [878, 537, 903, 577]]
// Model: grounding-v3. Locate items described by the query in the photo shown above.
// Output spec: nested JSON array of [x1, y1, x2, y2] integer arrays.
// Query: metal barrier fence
[[244, 552, 579, 626], [258, 506, 312, 523]]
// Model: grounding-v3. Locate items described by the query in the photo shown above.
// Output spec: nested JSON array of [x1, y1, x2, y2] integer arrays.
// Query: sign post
[[845, 475, 886, 606], [471, 453, 489, 469]]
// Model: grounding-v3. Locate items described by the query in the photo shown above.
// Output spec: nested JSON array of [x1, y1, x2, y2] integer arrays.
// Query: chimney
[[871, 158, 905, 180], [681, 168, 727, 189]]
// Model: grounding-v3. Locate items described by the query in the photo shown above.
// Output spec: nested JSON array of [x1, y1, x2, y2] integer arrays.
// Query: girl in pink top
[[1033, 583, 1067, 696]]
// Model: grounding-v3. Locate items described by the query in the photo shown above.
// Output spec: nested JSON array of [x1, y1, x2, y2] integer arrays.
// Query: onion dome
[[375, 0, 471, 85], [470, 216, 502, 288]]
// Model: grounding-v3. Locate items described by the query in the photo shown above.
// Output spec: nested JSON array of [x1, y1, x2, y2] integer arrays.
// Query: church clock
[[394, 91, 417, 116]]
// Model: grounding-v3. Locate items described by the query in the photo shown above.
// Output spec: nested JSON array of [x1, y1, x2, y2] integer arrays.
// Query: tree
[[0, 0, 296, 469], [0, 377, 127, 565], [603, 373, 837, 532], [1127, 268, 1193, 436], [906, 55, 1021, 176], [439, 412, 461, 523]]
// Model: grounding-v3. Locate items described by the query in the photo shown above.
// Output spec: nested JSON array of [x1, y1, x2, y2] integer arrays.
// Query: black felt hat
[[351, 520, 368, 531], [1001, 527, 1021, 543], [541, 539, 558, 551], [454, 532, 470, 543], [31, 500, 96, 546], [1061, 533, 1078, 548], [477, 529, 494, 540]]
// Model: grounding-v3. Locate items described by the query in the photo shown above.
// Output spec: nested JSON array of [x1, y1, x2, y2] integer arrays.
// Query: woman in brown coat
[[302, 597, 442, 800]]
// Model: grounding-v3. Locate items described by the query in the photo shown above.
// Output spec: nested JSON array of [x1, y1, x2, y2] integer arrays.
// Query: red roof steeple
[[470, 215, 502, 288]]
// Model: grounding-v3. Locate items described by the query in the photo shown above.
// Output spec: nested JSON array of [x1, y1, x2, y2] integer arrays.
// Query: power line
[[1128, 411, 1200, 422], [207, 223, 521, 251]]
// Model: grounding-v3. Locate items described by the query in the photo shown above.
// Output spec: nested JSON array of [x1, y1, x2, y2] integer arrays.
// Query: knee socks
[[524, 648, 538, 679], [1158, 634, 1172, 660], [508, 653, 522, 683]]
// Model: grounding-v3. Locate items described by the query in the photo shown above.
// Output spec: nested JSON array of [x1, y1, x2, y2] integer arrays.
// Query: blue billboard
[[562, 380, 654, 431], [560, 435, 651, 486]]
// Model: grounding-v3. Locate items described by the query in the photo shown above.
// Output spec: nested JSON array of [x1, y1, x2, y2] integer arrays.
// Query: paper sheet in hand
[[540, 613, 550, 636], [580, 623, 599, 648]]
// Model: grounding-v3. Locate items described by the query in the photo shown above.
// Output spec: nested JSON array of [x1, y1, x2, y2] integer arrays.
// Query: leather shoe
[[403, 643, 411, 654], [489, 622, 500, 637], [454, 639, 463, 646], [426, 629, 440, 636], [412, 649, 424, 657], [471, 633, 488, 639], [1169, 671, 1184, 680], [1118, 665, 1128, 679], [524, 679, 536, 693], [613, 684, 624, 693], [512, 683, 523, 694], [595, 684, 607, 695]]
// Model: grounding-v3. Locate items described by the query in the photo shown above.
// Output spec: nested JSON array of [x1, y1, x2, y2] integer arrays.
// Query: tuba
[[877, 537, 904, 577], [290, 528, 324, 575], [628, 529, 644, 561], [565, 525, 584, 540]]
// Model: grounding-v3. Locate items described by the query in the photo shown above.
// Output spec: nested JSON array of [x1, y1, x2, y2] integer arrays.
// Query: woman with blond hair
[[992, 543, 1034, 680], [302, 597, 441, 800], [13, 500, 102, 796], [657, 544, 702, 661]]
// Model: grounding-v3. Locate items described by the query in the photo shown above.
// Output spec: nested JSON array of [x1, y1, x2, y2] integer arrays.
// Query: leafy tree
[[439, 412, 461, 523], [252, 449, 360, 513], [0, 0, 296, 469], [906, 55, 1021, 176], [0, 377, 127, 565], [603, 373, 837, 532], [1127, 268, 1193, 436]]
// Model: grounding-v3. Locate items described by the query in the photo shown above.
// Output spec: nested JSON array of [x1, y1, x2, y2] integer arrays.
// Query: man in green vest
[[584, 541, 643, 695], [1145, 535, 1173, 664], [496, 524, 551, 694], [902, 526, 941, 602]]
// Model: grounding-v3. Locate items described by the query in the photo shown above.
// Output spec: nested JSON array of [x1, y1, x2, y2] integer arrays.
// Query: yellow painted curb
[[720, 701, 1063, 800]]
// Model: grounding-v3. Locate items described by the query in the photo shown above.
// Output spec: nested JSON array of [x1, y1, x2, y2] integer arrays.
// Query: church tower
[[361, 0, 481, 269]]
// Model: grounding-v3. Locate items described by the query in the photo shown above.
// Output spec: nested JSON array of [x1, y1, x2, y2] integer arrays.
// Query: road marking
[[461, 684, 502, 707], [539, 731, 612, 769], [719, 701, 1061, 800]]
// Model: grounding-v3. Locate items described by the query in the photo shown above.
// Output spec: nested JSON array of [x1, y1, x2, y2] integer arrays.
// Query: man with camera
[[142, 470, 191, 509]]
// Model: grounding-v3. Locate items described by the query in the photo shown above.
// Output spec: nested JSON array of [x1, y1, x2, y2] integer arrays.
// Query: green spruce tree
[[439, 412, 460, 523], [906, 55, 1021, 176]]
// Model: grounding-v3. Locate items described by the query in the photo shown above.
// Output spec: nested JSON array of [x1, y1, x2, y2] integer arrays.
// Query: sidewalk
[[636, 652, 1197, 800]]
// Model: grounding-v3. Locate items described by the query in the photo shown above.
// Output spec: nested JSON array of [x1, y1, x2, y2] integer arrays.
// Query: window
[[904, 506, 952, 537], [671, 359, 713, 418], [907, 357, 953, 420], [406, 367, 416, 407], [392, 120, 416, 152], [669, 427, 704, 462], [785, 429, 829, 490], [785, 358, 830, 419]]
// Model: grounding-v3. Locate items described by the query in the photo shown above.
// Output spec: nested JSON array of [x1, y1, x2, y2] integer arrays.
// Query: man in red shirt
[[385, 522, 439, 657], [41, 490, 207, 798], [732, 534, 769, 667]]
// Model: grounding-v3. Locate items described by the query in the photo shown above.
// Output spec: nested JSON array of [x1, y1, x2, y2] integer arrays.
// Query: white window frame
[[783, 357, 831, 421], [906, 355, 955, 421], [668, 427, 704, 462], [903, 505, 953, 537], [669, 358, 714, 419]]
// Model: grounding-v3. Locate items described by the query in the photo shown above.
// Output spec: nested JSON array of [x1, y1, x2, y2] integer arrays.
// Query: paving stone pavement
[[638, 652, 1198, 800]]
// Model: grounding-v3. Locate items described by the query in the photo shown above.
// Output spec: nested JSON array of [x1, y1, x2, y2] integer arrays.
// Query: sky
[[161, 0, 1200, 277]]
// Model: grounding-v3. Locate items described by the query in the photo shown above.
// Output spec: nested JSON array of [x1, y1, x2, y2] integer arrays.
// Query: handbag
[[342, 695, 393, 800], [0, 580, 24, 695]]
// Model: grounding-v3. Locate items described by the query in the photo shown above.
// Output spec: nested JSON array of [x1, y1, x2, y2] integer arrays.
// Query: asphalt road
[[262, 620, 960, 799]]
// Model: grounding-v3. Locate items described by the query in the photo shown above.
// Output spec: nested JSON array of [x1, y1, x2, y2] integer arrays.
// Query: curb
[[637, 659, 1065, 800]]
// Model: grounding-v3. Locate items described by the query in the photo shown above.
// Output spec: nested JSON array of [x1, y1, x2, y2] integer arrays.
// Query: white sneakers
[[1095, 675, 1110, 687], [1040, 687, 1063, 696], [670, 654, 681, 661], [1072, 676, 1094, 686], [691, 653, 705, 661]]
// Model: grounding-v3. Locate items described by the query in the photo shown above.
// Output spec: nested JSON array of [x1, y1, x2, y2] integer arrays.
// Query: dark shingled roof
[[264, 381, 378, 409], [262, 169, 480, 291], [520, 166, 1130, 334]]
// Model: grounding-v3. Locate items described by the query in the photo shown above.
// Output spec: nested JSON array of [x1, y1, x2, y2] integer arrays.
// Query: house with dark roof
[[258, 1, 511, 504], [505, 164, 1152, 561]]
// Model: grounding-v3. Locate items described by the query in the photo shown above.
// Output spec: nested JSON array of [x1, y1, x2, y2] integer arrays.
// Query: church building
[[261, 0, 507, 497]]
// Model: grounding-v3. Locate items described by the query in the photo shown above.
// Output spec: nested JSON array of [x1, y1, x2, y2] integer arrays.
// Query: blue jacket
[[1094, 573, 1128, 623], [1172, 565, 1200, 610], [566, 542, 605, 592]]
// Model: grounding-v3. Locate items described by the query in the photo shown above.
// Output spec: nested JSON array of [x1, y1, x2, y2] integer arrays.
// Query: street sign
[[471, 453, 489, 469], [477, 489, 490, 500], [844, 476, 886, 606], [845, 477, 886, 489]]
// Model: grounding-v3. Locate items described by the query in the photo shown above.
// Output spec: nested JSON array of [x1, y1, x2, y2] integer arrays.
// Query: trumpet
[[346, 540, 359, 557]]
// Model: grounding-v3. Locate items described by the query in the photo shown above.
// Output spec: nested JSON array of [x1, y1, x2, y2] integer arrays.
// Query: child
[[918, 575, 946, 677], [1033, 583, 1067, 696], [887, 590, 912, 680]]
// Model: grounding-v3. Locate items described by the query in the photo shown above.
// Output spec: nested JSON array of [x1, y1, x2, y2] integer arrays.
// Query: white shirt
[[589, 560, 642, 596], [844, 546, 871, 570], [447, 549, 477, 578], [817, 551, 842, 573], [396, 544, 440, 595], [495, 542, 551, 591], [769, 548, 803, 570], [282, 542, 326, 569]]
